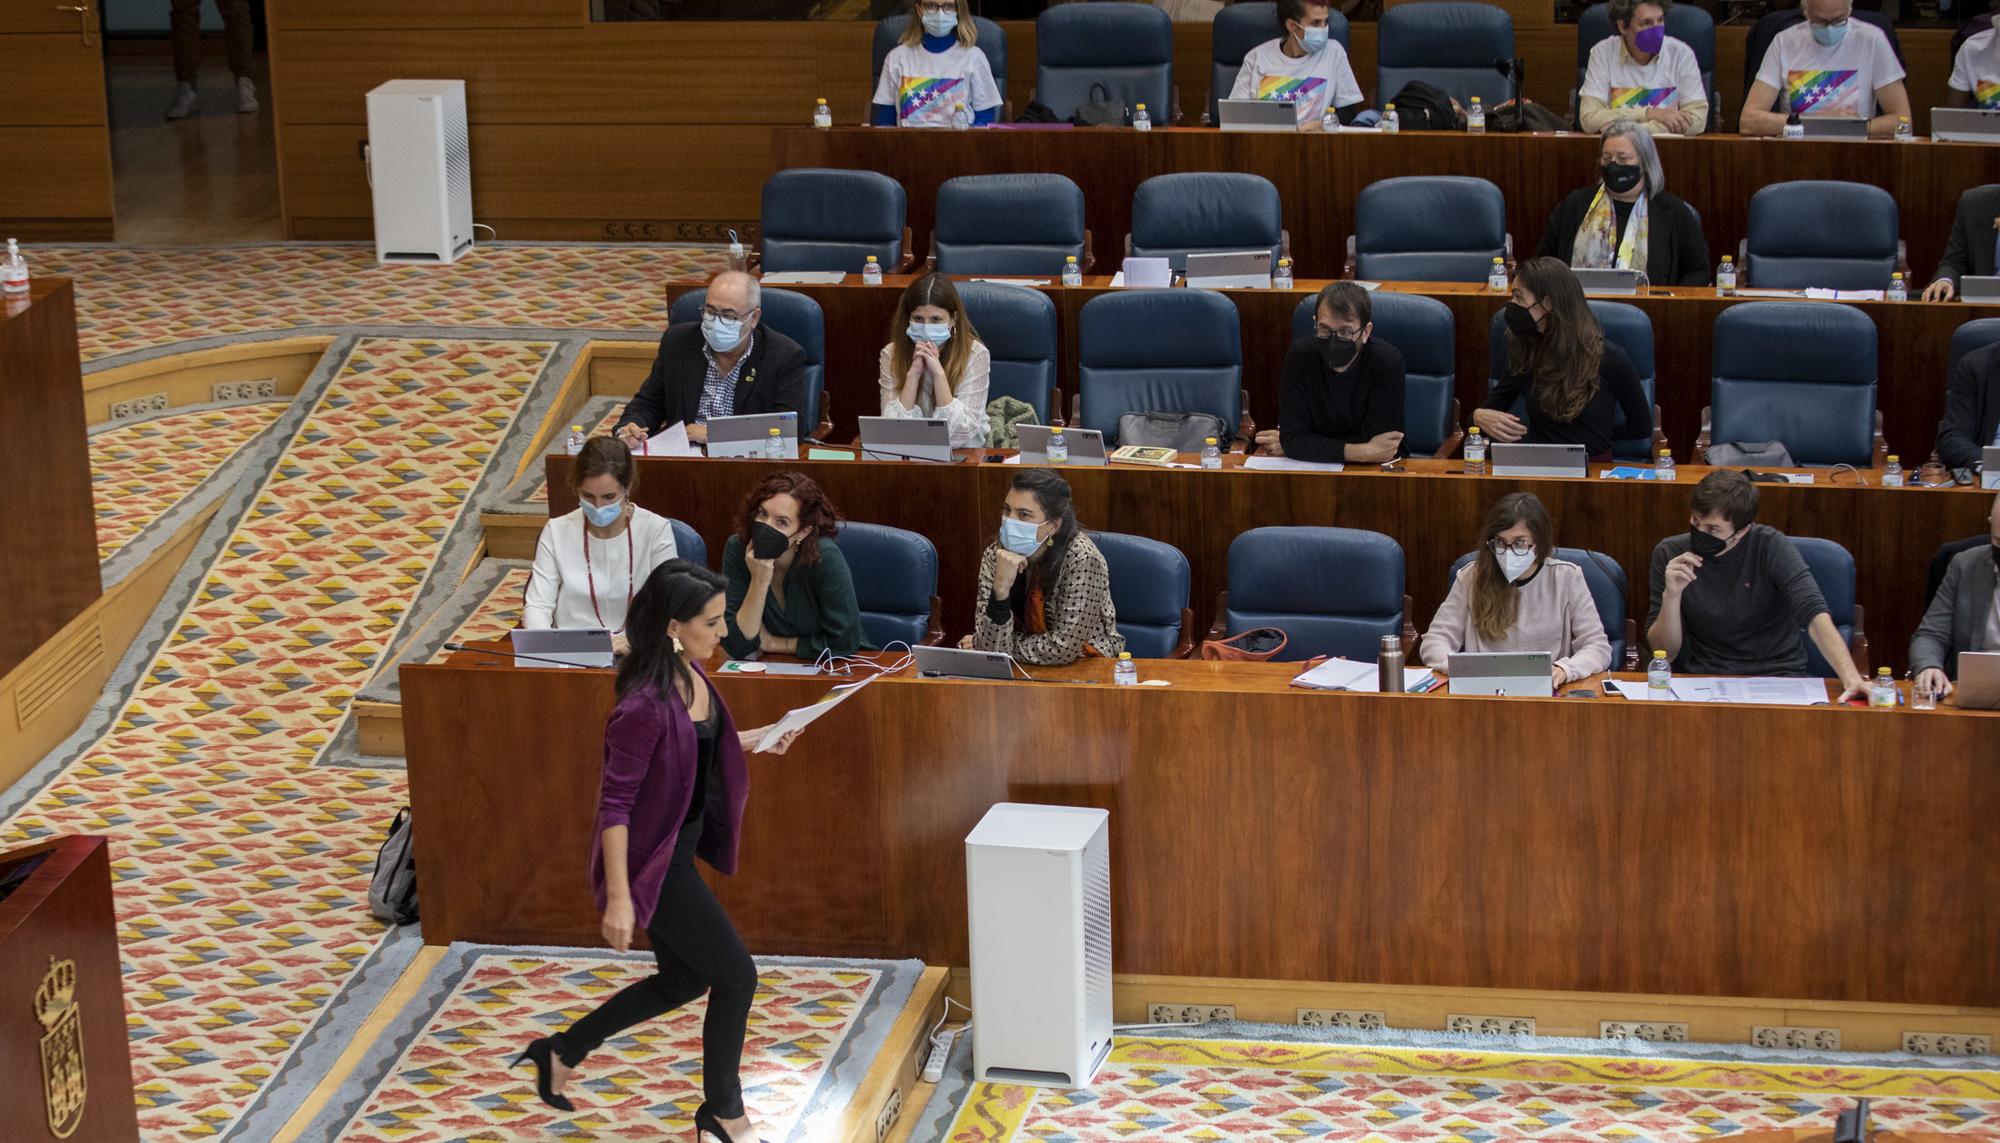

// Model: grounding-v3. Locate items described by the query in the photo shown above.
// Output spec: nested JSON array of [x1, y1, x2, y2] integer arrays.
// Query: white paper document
[[1243, 456, 1344, 472], [758, 271, 847, 284], [1667, 677, 1831, 705], [755, 672, 878, 751], [1732, 288, 1805, 298], [718, 660, 824, 677], [1804, 288, 1886, 302], [1291, 657, 1434, 693], [971, 278, 1051, 286], [1119, 257, 1171, 288], [640, 421, 698, 457], [1607, 679, 1663, 700]]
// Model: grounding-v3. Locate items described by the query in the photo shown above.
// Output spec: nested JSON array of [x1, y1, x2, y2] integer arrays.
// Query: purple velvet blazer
[[587, 662, 750, 928]]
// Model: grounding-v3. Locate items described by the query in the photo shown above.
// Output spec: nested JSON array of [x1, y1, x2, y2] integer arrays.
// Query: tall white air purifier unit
[[364, 80, 474, 265], [965, 803, 1112, 1088]]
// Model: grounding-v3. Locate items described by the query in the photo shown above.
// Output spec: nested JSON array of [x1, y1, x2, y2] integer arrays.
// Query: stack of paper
[[1291, 657, 1437, 693], [759, 271, 847, 285], [1606, 676, 1830, 705], [1244, 456, 1344, 472], [639, 421, 698, 457]]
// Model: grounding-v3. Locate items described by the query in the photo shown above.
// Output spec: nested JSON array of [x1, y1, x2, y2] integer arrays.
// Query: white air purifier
[[364, 79, 474, 265], [965, 803, 1112, 1088]]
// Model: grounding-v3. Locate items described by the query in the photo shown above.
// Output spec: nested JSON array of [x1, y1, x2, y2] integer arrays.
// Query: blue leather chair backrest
[[670, 286, 827, 433], [1710, 301, 1876, 467], [1448, 546, 1627, 667], [1948, 316, 2000, 378], [1225, 526, 1405, 662], [836, 521, 938, 650], [1209, 3, 1351, 124], [761, 169, 907, 274], [1290, 291, 1455, 456], [1744, 181, 1899, 291], [873, 15, 1009, 104], [668, 518, 708, 569], [1353, 176, 1507, 283], [934, 174, 1087, 276], [956, 280, 1059, 424], [1130, 172, 1284, 273], [1092, 530, 1191, 658], [1077, 289, 1242, 447], [1035, 2, 1175, 121], [1377, 1, 1515, 109], [1481, 301, 1658, 459], [1791, 536, 1856, 678], [1575, 3, 1716, 118]]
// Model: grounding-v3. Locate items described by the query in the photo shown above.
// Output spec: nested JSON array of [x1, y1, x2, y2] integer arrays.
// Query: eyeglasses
[[701, 305, 752, 322], [1806, 15, 1848, 28], [1314, 325, 1364, 342], [918, 1, 955, 12], [1487, 538, 1536, 556]]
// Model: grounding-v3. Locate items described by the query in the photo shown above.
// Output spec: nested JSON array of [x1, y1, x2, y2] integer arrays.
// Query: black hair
[[1278, 0, 1328, 32], [1314, 280, 1372, 329], [1690, 469, 1760, 530], [616, 559, 727, 703]]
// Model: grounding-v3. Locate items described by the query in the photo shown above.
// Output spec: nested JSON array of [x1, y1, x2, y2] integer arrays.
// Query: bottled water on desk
[[862, 255, 882, 285], [1381, 103, 1399, 134], [764, 427, 787, 460], [1467, 97, 1485, 133], [1487, 257, 1508, 292], [813, 98, 832, 129], [565, 424, 586, 455], [1463, 426, 1486, 475], [1046, 427, 1068, 465], [1655, 448, 1676, 480], [1888, 272, 1908, 302], [1870, 667, 1897, 708], [1201, 436, 1222, 469], [1114, 652, 1138, 686], [1132, 103, 1151, 131], [1321, 108, 1339, 132], [1273, 258, 1294, 289], [1715, 255, 1737, 295], [1882, 455, 1904, 486], [1895, 116, 1914, 142], [1, 238, 27, 297], [1062, 256, 1082, 287], [950, 102, 972, 130], [1647, 650, 1672, 698]]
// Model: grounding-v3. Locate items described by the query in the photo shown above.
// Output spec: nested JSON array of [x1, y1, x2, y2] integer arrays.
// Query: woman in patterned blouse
[[970, 469, 1124, 665]]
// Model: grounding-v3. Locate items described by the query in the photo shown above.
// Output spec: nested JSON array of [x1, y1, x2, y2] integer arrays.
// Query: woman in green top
[[721, 471, 863, 661]]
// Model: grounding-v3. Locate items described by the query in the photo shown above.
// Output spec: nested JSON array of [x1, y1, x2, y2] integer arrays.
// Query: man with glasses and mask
[[1647, 470, 1868, 699], [1738, 0, 1908, 138], [1274, 282, 1405, 463], [1909, 493, 2000, 703], [615, 270, 806, 448]]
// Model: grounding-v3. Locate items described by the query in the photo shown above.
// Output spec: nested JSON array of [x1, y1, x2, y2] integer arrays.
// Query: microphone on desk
[[441, 641, 614, 670]]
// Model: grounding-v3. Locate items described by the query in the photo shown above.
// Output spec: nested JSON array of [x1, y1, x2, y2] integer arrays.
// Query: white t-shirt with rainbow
[[1949, 27, 2000, 109], [1581, 34, 1707, 114], [1228, 38, 1366, 126], [872, 41, 1003, 128], [1754, 19, 1904, 118]]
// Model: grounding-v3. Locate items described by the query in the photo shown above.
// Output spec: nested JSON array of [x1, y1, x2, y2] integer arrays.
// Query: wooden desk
[[773, 127, 2000, 298], [549, 453, 1994, 674], [400, 650, 2000, 1006]]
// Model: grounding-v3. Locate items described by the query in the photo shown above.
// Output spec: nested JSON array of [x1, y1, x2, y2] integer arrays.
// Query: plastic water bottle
[[1870, 666, 1897, 708], [1046, 427, 1068, 465], [1783, 114, 1804, 140], [1888, 272, 1908, 302], [764, 427, 786, 460], [1, 239, 27, 298], [1647, 649, 1672, 699], [1114, 652, 1138, 685], [951, 101, 973, 131], [1895, 115, 1914, 142], [862, 255, 883, 286], [565, 424, 586, 455], [1201, 436, 1222, 469], [1655, 447, 1676, 481], [1487, 257, 1508, 292], [727, 228, 746, 271], [1882, 454, 1905, 487], [1062, 255, 1083, 287], [1715, 254, 1737, 296], [1132, 102, 1151, 131], [1321, 107, 1339, 132], [1463, 426, 1486, 475], [1467, 96, 1485, 133], [813, 97, 832, 129], [1272, 257, 1294, 289], [1381, 102, 1399, 134]]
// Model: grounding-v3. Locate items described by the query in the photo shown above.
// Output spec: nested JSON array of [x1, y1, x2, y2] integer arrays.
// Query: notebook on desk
[[858, 416, 953, 462], [1931, 106, 2000, 143], [1217, 98, 1299, 133], [1573, 268, 1645, 296], [1801, 116, 1868, 139], [1957, 653, 2000, 710], [706, 411, 799, 459], [1985, 447, 2000, 490], [1447, 652, 1554, 697], [1016, 424, 1108, 466], [509, 628, 613, 669], [1490, 442, 1588, 478]]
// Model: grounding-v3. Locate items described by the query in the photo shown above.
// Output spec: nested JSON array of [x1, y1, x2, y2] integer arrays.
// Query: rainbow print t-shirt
[[1228, 39, 1366, 126], [1785, 68, 1864, 115], [1609, 86, 1679, 109], [871, 41, 1003, 129], [1755, 21, 1903, 120], [1950, 28, 2000, 109]]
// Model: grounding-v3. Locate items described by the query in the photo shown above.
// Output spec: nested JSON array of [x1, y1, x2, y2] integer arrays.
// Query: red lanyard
[[583, 511, 635, 633]]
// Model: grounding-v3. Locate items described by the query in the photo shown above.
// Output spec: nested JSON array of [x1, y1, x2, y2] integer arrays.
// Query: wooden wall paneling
[[268, 0, 587, 32], [0, 36, 112, 128], [1897, 140, 2000, 287], [1899, 28, 1957, 138], [1, 16, 113, 240]]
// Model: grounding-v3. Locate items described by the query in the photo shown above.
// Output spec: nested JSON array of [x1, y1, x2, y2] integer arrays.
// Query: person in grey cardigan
[[1910, 492, 2000, 700]]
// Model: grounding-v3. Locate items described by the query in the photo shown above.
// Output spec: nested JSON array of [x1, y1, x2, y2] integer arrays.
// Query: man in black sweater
[[1277, 282, 1406, 463], [1937, 337, 2000, 471], [1921, 185, 2000, 302], [614, 271, 808, 448]]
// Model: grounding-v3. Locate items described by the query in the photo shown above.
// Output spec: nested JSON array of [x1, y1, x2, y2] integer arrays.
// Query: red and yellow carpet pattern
[[425, 566, 532, 663], [91, 401, 288, 563]]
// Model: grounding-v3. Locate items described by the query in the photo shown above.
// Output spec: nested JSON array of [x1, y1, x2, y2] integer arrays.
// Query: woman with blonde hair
[[870, 0, 1003, 127]]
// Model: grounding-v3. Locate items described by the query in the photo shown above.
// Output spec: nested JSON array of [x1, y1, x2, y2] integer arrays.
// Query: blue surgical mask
[[702, 312, 746, 353], [999, 516, 1044, 556], [1299, 25, 1329, 53], [582, 498, 623, 528], [1810, 19, 1847, 47], [921, 9, 958, 37], [907, 320, 952, 344]]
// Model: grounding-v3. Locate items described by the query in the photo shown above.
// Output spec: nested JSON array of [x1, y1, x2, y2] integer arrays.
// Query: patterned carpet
[[425, 565, 531, 663], [91, 401, 289, 563]]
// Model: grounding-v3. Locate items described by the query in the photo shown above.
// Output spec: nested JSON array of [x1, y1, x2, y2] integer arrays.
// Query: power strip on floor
[[923, 1026, 961, 1084]]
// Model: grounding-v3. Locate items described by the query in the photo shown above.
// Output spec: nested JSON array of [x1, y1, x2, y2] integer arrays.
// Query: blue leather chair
[[1377, 1, 1514, 110], [1482, 300, 1662, 461], [1350, 177, 1509, 284], [1704, 302, 1879, 468], [1092, 531, 1194, 658], [872, 15, 1008, 106], [669, 286, 828, 437], [837, 521, 942, 649], [933, 174, 1089, 276], [1288, 291, 1461, 458], [1216, 526, 1407, 662], [1208, 3, 1351, 124], [1128, 173, 1286, 274], [1791, 536, 1868, 678], [1035, 2, 1174, 121], [759, 169, 910, 274], [1446, 547, 1635, 670], [1741, 182, 1902, 292], [956, 281, 1060, 425], [1076, 290, 1244, 447], [1947, 316, 2000, 377], [668, 518, 708, 568], [1574, 2, 1716, 133]]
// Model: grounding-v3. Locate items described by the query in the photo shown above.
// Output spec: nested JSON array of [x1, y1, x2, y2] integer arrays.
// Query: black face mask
[[751, 521, 792, 560], [1601, 162, 1644, 195], [1319, 335, 1359, 371], [1687, 527, 1731, 559], [1502, 302, 1541, 338]]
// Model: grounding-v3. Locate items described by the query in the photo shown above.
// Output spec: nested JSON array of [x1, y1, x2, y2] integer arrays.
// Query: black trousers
[[555, 823, 757, 1118]]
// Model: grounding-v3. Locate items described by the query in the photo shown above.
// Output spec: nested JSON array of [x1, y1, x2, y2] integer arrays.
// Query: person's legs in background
[[219, 0, 258, 112], [167, 0, 259, 119], [166, 0, 202, 119]]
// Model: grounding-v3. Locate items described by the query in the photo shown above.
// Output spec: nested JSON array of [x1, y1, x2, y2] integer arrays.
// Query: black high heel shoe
[[693, 1102, 766, 1142], [510, 1037, 574, 1112]]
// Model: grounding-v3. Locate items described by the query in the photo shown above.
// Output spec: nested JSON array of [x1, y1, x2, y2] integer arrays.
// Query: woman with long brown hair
[[1418, 491, 1612, 688], [1474, 256, 1653, 461], [877, 271, 992, 447]]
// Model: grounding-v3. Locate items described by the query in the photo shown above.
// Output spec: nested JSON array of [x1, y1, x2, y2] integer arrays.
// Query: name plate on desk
[[1490, 442, 1588, 478]]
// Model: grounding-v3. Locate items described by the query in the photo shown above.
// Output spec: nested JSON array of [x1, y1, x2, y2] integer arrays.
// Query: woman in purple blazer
[[513, 559, 798, 1143]]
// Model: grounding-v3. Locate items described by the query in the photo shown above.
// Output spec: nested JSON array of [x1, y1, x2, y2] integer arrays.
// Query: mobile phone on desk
[[1565, 689, 1598, 698]]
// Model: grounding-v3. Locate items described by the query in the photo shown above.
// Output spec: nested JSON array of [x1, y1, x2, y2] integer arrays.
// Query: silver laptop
[[1955, 652, 2000, 710], [1801, 116, 1868, 139], [1491, 442, 1589, 478], [705, 411, 799, 458], [858, 415, 953, 462], [1447, 651, 1554, 697], [1961, 276, 2000, 304], [912, 644, 1015, 680], [1185, 249, 1274, 289], [1217, 98, 1299, 133], [1984, 446, 2000, 490], [1931, 106, 2000, 143], [1016, 424, 1108, 466], [1573, 268, 1646, 296], [509, 627, 614, 669]]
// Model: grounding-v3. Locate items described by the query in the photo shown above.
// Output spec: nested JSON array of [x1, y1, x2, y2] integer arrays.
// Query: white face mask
[[1497, 548, 1537, 583], [907, 320, 952, 345]]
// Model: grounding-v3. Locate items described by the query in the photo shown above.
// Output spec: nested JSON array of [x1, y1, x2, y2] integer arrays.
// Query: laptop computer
[[1447, 651, 1554, 697], [912, 644, 1016, 681], [858, 416, 954, 462], [1016, 424, 1109, 466], [509, 628, 614, 669], [1572, 268, 1646, 296], [1801, 116, 1868, 139], [1490, 442, 1589, 478], [706, 411, 799, 459], [1184, 249, 1275, 289], [1984, 446, 2000, 490], [1955, 652, 2000, 710], [1961, 276, 2000, 304], [1217, 98, 1299, 133], [1931, 106, 2000, 143]]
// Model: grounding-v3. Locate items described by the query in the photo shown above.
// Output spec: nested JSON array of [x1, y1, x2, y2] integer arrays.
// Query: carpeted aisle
[[92, 400, 290, 567]]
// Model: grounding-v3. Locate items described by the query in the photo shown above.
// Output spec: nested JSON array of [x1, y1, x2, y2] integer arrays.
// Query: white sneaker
[[166, 82, 198, 120], [236, 77, 259, 114]]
